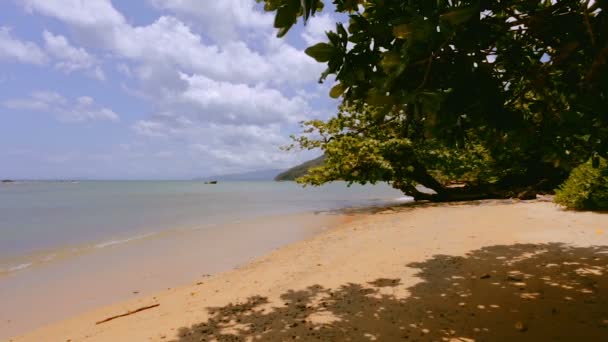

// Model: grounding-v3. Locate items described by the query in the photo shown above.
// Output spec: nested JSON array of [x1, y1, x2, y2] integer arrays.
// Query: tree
[[260, 0, 608, 202]]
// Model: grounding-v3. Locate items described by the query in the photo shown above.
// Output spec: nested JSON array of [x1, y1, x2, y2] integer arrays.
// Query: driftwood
[[95, 304, 160, 325]]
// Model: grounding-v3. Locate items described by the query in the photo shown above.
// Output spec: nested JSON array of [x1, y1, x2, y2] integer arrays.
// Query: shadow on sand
[[172, 243, 608, 341], [316, 198, 534, 217]]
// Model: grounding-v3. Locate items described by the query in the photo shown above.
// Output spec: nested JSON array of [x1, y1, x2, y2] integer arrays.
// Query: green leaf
[[336, 23, 348, 43], [276, 24, 293, 38], [392, 24, 413, 39], [274, 3, 298, 28], [380, 52, 401, 71], [305, 42, 336, 62], [301, 0, 311, 21], [592, 155, 600, 168], [327, 31, 341, 46], [330, 83, 346, 98], [366, 91, 395, 106], [302, 0, 324, 22], [440, 6, 477, 26], [263, 2, 278, 11]]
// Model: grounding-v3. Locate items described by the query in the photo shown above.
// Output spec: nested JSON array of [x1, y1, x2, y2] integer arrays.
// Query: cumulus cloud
[[301, 13, 334, 45], [149, 0, 273, 41], [22, 0, 125, 28], [0, 26, 105, 80], [21, 1, 320, 86], [134, 119, 304, 172], [0, 26, 47, 65], [174, 72, 310, 125], [3, 91, 119, 122], [42, 31, 105, 80], [15, 0, 332, 176], [116, 16, 320, 86]]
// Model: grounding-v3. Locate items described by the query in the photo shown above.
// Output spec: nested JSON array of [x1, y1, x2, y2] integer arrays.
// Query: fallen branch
[[95, 304, 160, 325]]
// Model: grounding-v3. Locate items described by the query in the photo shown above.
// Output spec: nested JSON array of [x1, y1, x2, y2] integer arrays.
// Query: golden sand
[[11, 200, 608, 341]]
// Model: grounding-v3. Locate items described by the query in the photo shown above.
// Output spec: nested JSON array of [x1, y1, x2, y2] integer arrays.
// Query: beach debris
[[507, 274, 524, 282], [517, 190, 537, 200], [514, 321, 528, 332], [95, 304, 160, 325]]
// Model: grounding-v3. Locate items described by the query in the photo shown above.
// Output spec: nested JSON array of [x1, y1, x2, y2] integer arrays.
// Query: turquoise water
[[0, 181, 405, 264]]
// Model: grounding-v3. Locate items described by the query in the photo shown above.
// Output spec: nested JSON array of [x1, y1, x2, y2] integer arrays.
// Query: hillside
[[274, 156, 325, 181]]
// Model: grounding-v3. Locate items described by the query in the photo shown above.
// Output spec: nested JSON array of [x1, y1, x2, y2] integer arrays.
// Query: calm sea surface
[[0, 181, 405, 266]]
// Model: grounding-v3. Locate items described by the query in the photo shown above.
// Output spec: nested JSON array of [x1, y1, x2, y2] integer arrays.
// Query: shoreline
[[1, 211, 355, 340], [0, 232, 159, 278], [0, 180, 406, 278], [9, 200, 608, 341]]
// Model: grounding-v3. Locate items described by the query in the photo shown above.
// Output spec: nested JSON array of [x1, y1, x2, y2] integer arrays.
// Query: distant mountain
[[274, 156, 325, 181], [195, 169, 284, 182]]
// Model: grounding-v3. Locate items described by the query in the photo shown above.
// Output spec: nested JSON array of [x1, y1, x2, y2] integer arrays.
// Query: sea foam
[[94, 232, 156, 249]]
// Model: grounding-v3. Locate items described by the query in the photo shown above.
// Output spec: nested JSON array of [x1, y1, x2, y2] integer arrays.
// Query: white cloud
[[112, 16, 320, 86], [149, 0, 273, 41], [0, 26, 105, 79], [43, 31, 105, 80], [302, 13, 334, 45], [133, 120, 172, 138], [3, 91, 119, 122], [175, 72, 309, 125], [0, 26, 47, 65], [22, 1, 320, 86], [120, 17, 274, 84], [2, 90, 65, 111], [17, 0, 332, 176], [134, 119, 303, 172], [22, 0, 125, 28]]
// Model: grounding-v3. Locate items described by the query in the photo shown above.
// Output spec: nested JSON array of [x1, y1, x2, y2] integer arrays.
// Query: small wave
[[95, 232, 156, 249], [6, 262, 32, 272], [43, 254, 57, 262], [394, 196, 415, 202], [10, 262, 32, 271]]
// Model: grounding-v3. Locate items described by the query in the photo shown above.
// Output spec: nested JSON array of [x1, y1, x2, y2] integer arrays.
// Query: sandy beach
[[9, 199, 608, 341], [0, 212, 347, 340]]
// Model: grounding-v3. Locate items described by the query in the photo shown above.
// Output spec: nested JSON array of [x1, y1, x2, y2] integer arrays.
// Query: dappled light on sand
[[173, 243, 608, 341]]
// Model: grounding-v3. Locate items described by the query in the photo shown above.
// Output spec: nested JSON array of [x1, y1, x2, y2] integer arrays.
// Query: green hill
[[274, 156, 325, 181]]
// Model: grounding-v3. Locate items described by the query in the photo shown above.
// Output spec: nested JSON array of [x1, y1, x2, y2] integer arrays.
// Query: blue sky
[[0, 0, 339, 179]]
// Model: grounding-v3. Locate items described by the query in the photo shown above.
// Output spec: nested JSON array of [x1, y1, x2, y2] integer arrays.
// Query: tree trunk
[[401, 184, 538, 202], [394, 163, 565, 202]]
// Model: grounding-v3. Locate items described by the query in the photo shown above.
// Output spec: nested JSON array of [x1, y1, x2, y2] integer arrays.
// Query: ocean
[[0, 180, 406, 275], [0, 180, 410, 338]]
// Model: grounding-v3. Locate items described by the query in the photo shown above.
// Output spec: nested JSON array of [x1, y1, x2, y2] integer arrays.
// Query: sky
[[0, 0, 339, 179]]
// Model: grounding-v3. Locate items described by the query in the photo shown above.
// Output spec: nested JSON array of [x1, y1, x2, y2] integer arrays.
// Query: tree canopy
[[260, 0, 608, 203]]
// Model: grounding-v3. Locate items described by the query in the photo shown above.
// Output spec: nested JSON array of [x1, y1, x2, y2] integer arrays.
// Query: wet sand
[[0, 212, 348, 340], [9, 200, 608, 341]]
